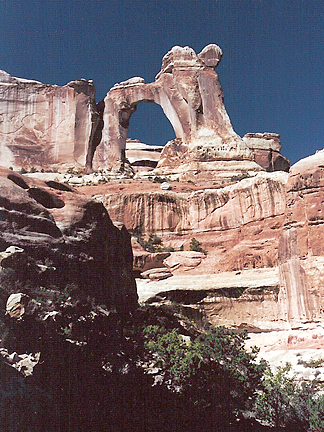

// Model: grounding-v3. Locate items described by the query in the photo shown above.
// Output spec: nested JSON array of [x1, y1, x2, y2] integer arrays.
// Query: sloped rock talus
[[0, 70, 100, 171], [0, 167, 137, 311]]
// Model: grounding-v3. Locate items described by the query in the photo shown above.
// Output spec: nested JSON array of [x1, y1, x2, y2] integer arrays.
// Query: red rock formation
[[94, 44, 257, 171], [98, 171, 288, 274], [0, 167, 137, 311], [0, 46, 289, 177], [0, 70, 100, 172], [243, 133, 290, 172], [278, 150, 324, 325], [125, 139, 163, 172]]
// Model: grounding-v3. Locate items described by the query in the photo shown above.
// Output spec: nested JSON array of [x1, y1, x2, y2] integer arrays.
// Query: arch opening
[[125, 101, 176, 171], [127, 102, 175, 147]]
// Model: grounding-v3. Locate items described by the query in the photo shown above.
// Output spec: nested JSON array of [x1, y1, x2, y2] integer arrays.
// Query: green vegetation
[[189, 237, 207, 255], [230, 170, 251, 182], [256, 363, 324, 432], [297, 357, 324, 368], [130, 230, 175, 253], [142, 325, 265, 420], [1, 267, 324, 431]]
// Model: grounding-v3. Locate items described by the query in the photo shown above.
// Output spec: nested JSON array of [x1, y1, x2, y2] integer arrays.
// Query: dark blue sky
[[1, 0, 324, 165]]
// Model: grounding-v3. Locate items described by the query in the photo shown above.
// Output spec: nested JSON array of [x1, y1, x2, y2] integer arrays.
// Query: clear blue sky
[[1, 0, 324, 165]]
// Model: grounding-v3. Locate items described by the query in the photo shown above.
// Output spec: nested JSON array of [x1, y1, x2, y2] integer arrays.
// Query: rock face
[[94, 154, 324, 330], [243, 133, 290, 173], [0, 167, 137, 311], [0, 46, 289, 177], [99, 171, 288, 277], [278, 150, 324, 326], [0, 70, 100, 172], [115, 149, 324, 332]]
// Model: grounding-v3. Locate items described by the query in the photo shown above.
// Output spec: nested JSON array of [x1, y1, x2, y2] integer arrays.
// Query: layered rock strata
[[97, 171, 288, 275], [0, 46, 288, 177], [125, 139, 163, 172], [94, 152, 324, 330], [0, 167, 137, 311], [243, 133, 290, 173], [0, 70, 100, 172]]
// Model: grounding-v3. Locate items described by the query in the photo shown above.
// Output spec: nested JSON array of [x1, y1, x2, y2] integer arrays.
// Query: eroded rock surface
[[99, 171, 287, 276], [243, 133, 290, 172], [279, 150, 324, 326], [0, 167, 137, 310], [125, 139, 163, 172], [0, 46, 289, 178], [94, 44, 258, 172], [0, 70, 100, 172]]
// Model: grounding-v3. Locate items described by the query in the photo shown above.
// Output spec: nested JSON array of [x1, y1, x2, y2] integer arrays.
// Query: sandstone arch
[[92, 44, 253, 171]]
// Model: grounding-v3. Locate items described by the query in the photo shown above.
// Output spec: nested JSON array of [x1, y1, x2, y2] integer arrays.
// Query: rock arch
[[92, 44, 252, 170]]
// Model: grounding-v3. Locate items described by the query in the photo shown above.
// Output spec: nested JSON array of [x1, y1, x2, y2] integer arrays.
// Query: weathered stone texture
[[99, 171, 287, 276], [243, 133, 290, 172], [0, 70, 99, 171], [94, 44, 255, 171], [278, 150, 324, 325]]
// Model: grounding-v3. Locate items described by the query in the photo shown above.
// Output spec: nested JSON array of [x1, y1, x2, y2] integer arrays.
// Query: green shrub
[[189, 238, 207, 255]]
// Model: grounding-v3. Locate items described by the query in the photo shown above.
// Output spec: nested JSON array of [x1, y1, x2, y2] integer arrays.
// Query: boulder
[[141, 267, 173, 281], [243, 133, 290, 172], [163, 251, 206, 272], [133, 250, 171, 273]]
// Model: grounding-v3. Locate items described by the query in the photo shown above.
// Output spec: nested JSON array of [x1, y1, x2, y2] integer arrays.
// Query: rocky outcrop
[[0, 46, 289, 177], [137, 268, 281, 329], [99, 171, 287, 275], [0, 167, 137, 311], [113, 149, 324, 331], [0, 70, 100, 172], [243, 133, 290, 172]]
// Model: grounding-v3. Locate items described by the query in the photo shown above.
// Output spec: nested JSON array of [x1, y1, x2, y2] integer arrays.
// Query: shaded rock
[[137, 268, 281, 330], [0, 348, 40, 377], [133, 250, 171, 273], [141, 267, 173, 281], [243, 132, 290, 172], [0, 167, 137, 310], [126, 139, 163, 172]]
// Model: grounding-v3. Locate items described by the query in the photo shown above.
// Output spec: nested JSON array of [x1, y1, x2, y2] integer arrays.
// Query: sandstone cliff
[[0, 70, 100, 172], [0, 45, 289, 177], [279, 150, 324, 326], [97, 171, 287, 274], [91, 150, 324, 334]]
